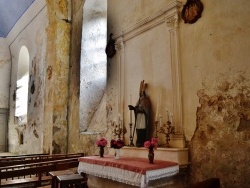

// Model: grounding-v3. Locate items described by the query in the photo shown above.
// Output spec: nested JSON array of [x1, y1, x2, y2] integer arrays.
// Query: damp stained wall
[[179, 0, 250, 187]]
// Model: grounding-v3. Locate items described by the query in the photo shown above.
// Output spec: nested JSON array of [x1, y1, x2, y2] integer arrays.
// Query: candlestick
[[157, 119, 175, 148], [129, 122, 134, 146], [130, 94, 132, 124]]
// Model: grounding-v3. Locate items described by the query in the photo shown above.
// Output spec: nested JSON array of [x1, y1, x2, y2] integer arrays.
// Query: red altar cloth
[[78, 155, 178, 175]]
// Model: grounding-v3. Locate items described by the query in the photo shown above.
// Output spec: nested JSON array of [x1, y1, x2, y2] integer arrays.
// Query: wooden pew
[[49, 160, 86, 188], [0, 153, 48, 158], [0, 153, 84, 167], [0, 157, 84, 187]]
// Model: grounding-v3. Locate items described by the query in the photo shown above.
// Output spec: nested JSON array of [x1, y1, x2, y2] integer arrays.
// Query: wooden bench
[[57, 174, 87, 188], [0, 153, 48, 159], [49, 158, 88, 188], [0, 162, 54, 187], [0, 153, 84, 167], [0, 157, 83, 187]]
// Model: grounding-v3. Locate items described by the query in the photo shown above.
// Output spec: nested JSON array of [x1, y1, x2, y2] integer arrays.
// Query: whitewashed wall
[[0, 38, 11, 109], [8, 1, 48, 154]]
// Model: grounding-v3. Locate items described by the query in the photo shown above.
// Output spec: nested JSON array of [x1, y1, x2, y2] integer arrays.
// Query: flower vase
[[114, 149, 120, 159], [148, 149, 154, 164], [99, 146, 104, 157]]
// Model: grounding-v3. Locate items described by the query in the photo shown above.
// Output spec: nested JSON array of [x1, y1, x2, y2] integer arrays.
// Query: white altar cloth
[[78, 156, 179, 188]]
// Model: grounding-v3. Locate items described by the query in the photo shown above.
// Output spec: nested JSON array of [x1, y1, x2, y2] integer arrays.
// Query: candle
[[155, 88, 162, 121], [159, 114, 162, 127], [130, 111, 132, 124], [166, 110, 169, 121], [118, 114, 121, 128], [170, 113, 173, 124], [155, 91, 159, 121], [155, 104, 159, 122], [120, 117, 123, 129]]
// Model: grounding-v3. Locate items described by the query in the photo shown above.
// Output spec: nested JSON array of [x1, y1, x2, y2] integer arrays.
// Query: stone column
[[44, 0, 72, 154]]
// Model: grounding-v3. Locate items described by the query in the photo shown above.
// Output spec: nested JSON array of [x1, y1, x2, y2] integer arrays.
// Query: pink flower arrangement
[[96, 138, 107, 147], [144, 137, 158, 150], [110, 139, 125, 149]]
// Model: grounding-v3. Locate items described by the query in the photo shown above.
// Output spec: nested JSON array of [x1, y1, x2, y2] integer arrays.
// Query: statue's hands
[[128, 105, 135, 110]]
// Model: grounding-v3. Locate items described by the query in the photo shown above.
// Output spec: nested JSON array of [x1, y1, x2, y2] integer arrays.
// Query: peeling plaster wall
[[189, 75, 250, 187], [179, 0, 250, 187], [0, 38, 11, 109], [8, 6, 48, 154]]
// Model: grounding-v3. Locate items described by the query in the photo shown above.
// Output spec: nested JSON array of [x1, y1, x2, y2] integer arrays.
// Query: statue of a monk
[[129, 80, 151, 147]]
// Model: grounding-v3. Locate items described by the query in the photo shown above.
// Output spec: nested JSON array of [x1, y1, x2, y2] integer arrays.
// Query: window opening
[[15, 46, 29, 125], [79, 0, 107, 132]]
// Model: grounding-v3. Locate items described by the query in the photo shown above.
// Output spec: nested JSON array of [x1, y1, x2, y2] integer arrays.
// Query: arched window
[[15, 46, 29, 125]]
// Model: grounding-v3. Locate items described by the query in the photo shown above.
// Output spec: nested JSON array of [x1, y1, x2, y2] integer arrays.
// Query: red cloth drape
[[78, 155, 178, 175]]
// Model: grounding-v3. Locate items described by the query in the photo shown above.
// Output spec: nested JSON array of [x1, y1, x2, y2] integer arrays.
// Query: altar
[[78, 155, 179, 188]]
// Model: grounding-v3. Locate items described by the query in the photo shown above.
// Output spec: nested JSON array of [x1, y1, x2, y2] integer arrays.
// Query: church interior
[[0, 0, 249, 187]]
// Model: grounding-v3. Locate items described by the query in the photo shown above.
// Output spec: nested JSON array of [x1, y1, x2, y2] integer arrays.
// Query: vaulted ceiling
[[0, 0, 35, 38]]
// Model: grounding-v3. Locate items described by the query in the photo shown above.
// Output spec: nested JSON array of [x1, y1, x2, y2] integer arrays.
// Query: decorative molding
[[115, 40, 124, 54], [166, 13, 179, 28], [168, 27, 183, 135], [113, 0, 181, 42], [113, 0, 184, 144], [115, 41, 125, 120]]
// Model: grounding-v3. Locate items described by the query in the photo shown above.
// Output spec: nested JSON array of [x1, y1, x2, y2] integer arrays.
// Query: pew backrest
[[0, 157, 81, 187], [0, 153, 84, 167]]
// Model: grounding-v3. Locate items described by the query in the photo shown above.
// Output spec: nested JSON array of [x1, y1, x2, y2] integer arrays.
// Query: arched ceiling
[[0, 0, 35, 38]]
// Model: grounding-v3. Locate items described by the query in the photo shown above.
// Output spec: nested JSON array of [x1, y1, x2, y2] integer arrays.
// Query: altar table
[[78, 155, 179, 188]]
